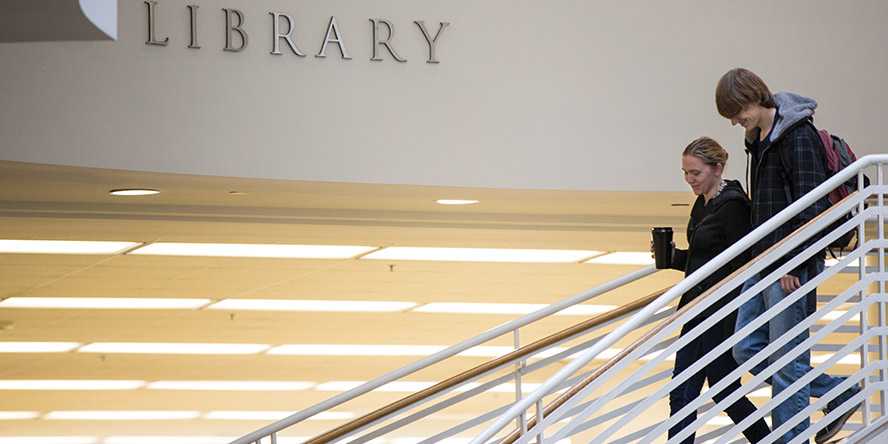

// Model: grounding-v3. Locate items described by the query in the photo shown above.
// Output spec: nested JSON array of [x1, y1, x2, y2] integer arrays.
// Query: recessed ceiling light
[[584, 252, 656, 266], [0, 411, 40, 420], [362, 247, 603, 263], [0, 342, 81, 353], [109, 189, 160, 196], [436, 199, 480, 206], [127, 242, 376, 259], [207, 299, 417, 312], [413, 303, 616, 316], [0, 380, 145, 390], [0, 240, 141, 255], [267, 344, 445, 356], [0, 438, 99, 444], [146, 381, 315, 391], [0, 298, 212, 310], [44, 411, 200, 420], [78, 343, 269, 355]]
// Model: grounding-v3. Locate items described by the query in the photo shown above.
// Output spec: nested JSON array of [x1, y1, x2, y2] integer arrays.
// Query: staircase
[[232, 155, 888, 443]]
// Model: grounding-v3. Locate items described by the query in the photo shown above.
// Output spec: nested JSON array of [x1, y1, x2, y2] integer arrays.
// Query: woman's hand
[[650, 241, 676, 259]]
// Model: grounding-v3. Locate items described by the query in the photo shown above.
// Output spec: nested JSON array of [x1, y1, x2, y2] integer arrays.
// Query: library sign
[[143, 1, 451, 63]]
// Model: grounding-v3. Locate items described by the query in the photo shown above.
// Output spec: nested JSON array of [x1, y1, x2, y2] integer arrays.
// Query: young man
[[715, 68, 861, 444]]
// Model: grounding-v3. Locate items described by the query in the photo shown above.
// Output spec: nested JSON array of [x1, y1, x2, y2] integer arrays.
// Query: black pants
[[668, 314, 771, 444]]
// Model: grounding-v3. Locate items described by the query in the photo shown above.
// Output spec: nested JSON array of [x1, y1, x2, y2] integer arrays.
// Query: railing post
[[513, 328, 527, 434], [535, 399, 544, 444], [878, 163, 888, 417], [858, 169, 871, 426]]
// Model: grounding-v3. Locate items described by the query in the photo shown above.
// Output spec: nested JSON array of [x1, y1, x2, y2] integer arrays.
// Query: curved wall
[[1, 0, 886, 191]]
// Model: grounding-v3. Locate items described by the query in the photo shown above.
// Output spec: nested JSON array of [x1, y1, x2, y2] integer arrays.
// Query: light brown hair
[[715, 68, 776, 118], [683, 137, 728, 167]]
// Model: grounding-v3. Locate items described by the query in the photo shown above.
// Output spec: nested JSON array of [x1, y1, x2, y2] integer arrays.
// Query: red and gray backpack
[[807, 126, 868, 251]]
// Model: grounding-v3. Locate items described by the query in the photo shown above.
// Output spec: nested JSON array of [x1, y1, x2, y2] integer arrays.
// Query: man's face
[[729, 104, 762, 131]]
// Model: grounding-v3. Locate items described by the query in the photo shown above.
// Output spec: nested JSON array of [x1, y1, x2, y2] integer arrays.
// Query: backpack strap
[[775, 119, 827, 203], [776, 137, 794, 204]]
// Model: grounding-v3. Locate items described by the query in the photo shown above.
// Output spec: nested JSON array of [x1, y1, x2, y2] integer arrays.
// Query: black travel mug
[[652, 227, 673, 269]]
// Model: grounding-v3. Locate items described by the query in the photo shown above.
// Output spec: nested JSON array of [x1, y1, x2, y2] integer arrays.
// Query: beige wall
[[1, 0, 886, 191]]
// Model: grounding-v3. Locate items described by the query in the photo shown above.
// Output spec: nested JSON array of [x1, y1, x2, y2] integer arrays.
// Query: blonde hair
[[683, 137, 728, 167]]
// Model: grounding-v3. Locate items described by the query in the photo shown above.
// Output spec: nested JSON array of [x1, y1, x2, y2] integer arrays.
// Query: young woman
[[665, 137, 770, 444]]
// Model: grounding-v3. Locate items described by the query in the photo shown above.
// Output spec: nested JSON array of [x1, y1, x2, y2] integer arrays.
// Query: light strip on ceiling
[[0, 342, 80, 353], [812, 353, 859, 365], [0, 380, 145, 390], [0, 298, 212, 310], [413, 302, 616, 316], [0, 240, 140, 255], [390, 438, 571, 444], [267, 344, 446, 356], [0, 438, 99, 444], [127, 242, 376, 259], [584, 252, 656, 265], [313, 380, 557, 395], [361, 247, 604, 263], [314, 381, 438, 392], [146, 381, 315, 391], [203, 411, 354, 421], [819, 309, 859, 323], [207, 299, 417, 312], [747, 388, 770, 398], [104, 438, 235, 444], [45, 411, 201, 420], [268, 344, 564, 358], [78, 343, 269, 355], [0, 411, 40, 420], [104, 438, 309, 444]]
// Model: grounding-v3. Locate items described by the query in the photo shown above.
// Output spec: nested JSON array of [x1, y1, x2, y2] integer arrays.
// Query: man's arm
[[782, 124, 827, 280]]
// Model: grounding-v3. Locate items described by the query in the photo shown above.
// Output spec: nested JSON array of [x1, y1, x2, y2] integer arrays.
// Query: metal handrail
[[537, 195, 877, 444], [500, 189, 865, 444], [302, 287, 672, 443], [472, 155, 888, 444], [230, 265, 658, 444]]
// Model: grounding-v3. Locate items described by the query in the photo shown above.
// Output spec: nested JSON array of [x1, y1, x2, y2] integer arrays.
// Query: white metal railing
[[477, 155, 888, 444], [230, 266, 673, 444], [233, 155, 888, 444]]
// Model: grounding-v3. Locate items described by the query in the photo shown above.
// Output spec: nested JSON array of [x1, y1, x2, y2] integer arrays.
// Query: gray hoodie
[[770, 91, 818, 143]]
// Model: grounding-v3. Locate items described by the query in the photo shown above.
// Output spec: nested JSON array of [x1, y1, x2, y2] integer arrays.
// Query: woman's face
[[682, 155, 722, 196]]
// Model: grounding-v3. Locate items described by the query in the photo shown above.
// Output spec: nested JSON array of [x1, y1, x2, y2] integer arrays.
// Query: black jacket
[[670, 180, 751, 323]]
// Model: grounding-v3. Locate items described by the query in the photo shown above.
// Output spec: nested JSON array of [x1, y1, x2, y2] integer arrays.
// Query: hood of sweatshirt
[[769, 91, 817, 142]]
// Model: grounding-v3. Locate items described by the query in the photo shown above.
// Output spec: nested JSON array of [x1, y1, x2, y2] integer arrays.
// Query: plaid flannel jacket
[[747, 119, 830, 277]]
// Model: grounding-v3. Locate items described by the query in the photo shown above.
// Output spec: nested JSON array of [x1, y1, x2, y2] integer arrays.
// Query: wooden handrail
[[303, 286, 674, 444], [501, 191, 861, 444]]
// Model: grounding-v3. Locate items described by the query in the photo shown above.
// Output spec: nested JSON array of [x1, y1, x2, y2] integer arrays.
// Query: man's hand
[[779, 275, 801, 293]]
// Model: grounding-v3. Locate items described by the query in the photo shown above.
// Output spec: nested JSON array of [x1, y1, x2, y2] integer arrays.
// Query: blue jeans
[[733, 259, 845, 444]]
